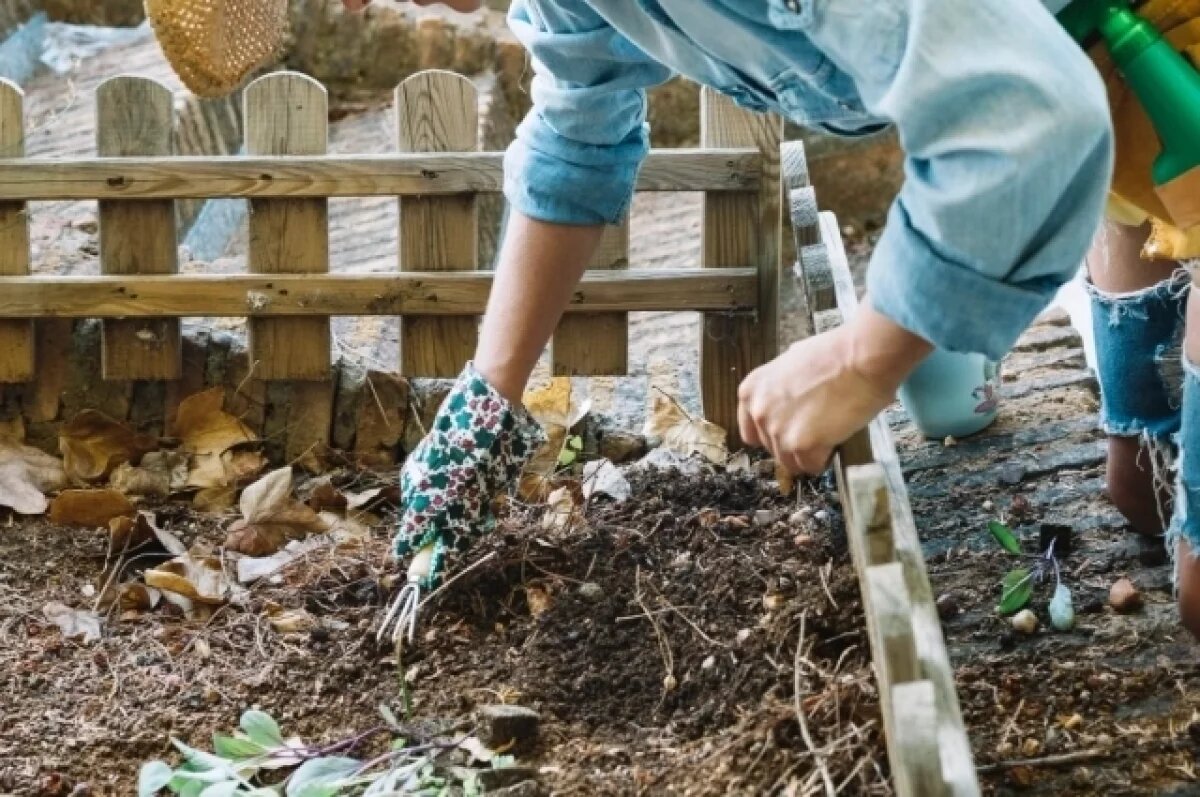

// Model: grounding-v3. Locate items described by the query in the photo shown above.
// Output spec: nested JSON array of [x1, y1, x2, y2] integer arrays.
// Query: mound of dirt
[[0, 465, 888, 795]]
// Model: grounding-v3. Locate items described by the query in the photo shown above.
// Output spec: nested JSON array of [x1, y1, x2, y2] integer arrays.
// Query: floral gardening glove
[[394, 362, 546, 589]]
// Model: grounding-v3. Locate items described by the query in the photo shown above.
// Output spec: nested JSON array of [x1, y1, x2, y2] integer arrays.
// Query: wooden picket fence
[[0, 69, 782, 449]]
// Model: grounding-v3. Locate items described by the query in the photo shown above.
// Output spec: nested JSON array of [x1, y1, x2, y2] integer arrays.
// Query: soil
[[0, 465, 889, 796]]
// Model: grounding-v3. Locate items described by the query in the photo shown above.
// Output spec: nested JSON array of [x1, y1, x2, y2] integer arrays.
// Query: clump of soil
[[0, 465, 888, 795]]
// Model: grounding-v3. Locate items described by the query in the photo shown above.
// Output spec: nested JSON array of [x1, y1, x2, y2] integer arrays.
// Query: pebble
[[1061, 713, 1084, 730], [753, 509, 780, 527], [577, 582, 605, 603], [935, 593, 960, 619], [478, 705, 541, 753], [1021, 738, 1041, 757], [1108, 578, 1143, 613], [1011, 609, 1038, 635], [789, 507, 813, 525], [813, 510, 829, 524], [701, 655, 716, 671], [981, 500, 994, 513], [736, 628, 752, 646]]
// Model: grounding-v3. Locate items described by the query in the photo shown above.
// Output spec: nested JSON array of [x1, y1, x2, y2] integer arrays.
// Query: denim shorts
[[1088, 271, 1200, 554]]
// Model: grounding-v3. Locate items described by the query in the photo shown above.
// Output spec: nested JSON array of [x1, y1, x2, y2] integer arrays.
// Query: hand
[[394, 363, 545, 588], [738, 302, 932, 475]]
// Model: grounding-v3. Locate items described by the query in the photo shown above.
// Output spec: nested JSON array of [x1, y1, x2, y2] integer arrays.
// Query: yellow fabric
[[1089, 1, 1200, 258]]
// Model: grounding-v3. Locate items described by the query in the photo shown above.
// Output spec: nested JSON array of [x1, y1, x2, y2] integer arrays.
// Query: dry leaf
[[0, 416, 25, 443], [236, 536, 328, 584], [145, 549, 231, 605], [110, 451, 189, 498], [239, 467, 325, 530], [526, 585, 552, 617], [117, 583, 162, 612], [267, 607, 315, 634], [224, 523, 288, 557], [194, 485, 236, 513], [581, 459, 631, 503], [0, 441, 66, 515], [49, 489, 134, 528], [43, 601, 102, 644], [307, 480, 347, 512], [59, 410, 157, 484], [176, 388, 257, 490], [520, 378, 591, 502], [726, 451, 752, 473], [643, 393, 728, 465], [542, 486, 577, 532]]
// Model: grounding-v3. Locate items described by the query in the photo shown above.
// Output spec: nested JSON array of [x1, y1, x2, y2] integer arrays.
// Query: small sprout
[[997, 567, 1034, 615], [557, 435, 583, 467], [988, 520, 1022, 556]]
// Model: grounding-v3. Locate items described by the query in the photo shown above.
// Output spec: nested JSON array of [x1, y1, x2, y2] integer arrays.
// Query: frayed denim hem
[[1167, 357, 1200, 588]]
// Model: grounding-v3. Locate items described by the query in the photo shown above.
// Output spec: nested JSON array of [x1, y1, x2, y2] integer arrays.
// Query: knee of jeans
[[1088, 272, 1189, 439]]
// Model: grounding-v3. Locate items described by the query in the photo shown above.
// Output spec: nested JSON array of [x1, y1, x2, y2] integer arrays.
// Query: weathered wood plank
[[244, 72, 331, 381], [0, 79, 32, 383], [892, 681, 950, 797], [552, 220, 629, 376], [397, 70, 478, 378], [808, 211, 980, 797], [0, 150, 761, 200], [699, 88, 782, 447], [97, 76, 181, 381], [0, 270, 757, 317]]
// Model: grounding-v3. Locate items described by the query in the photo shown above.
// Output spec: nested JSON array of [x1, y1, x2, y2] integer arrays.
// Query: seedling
[[988, 520, 1075, 630]]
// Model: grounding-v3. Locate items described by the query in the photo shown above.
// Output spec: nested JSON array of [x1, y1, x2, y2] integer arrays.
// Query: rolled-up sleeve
[[504, 0, 673, 226], [798, 0, 1114, 359]]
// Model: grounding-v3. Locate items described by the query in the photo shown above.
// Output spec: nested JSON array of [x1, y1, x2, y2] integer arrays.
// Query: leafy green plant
[[987, 520, 1075, 630], [139, 707, 516, 797], [557, 435, 583, 467]]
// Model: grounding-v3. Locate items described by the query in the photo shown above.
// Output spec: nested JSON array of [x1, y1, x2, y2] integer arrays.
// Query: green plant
[[138, 707, 515, 797], [988, 520, 1075, 630]]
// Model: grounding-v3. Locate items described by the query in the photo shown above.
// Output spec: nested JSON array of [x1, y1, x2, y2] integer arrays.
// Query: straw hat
[[145, 0, 289, 98]]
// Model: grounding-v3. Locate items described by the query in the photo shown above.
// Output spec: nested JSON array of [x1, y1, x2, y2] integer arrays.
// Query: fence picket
[[396, 70, 479, 377], [244, 72, 331, 381], [97, 76, 181, 381], [0, 80, 31, 383], [699, 89, 782, 446]]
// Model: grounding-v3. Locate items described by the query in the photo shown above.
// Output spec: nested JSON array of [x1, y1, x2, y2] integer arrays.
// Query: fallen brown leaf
[[267, 607, 315, 634], [110, 450, 189, 498], [145, 549, 231, 605], [643, 393, 728, 465], [224, 522, 288, 557], [307, 479, 347, 512], [520, 378, 591, 502], [49, 489, 134, 528], [59, 410, 157, 484], [176, 388, 257, 490], [193, 485, 236, 513], [109, 512, 186, 555], [239, 467, 327, 531], [526, 585, 552, 617], [0, 441, 67, 515]]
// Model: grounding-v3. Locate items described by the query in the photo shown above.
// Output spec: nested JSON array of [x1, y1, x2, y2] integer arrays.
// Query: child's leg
[[1087, 220, 1185, 537], [1173, 284, 1200, 638]]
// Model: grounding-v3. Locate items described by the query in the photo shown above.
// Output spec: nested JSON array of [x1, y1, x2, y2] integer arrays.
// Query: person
[[1079, 0, 1200, 637], [345, 0, 1116, 621]]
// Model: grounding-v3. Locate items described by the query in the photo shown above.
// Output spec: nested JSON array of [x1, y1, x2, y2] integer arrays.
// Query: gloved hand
[[393, 362, 546, 589]]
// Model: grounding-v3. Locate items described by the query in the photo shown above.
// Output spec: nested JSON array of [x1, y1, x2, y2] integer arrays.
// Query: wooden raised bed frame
[[0, 66, 978, 793]]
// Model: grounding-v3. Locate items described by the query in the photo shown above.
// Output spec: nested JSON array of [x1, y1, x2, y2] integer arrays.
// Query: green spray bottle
[[1057, 0, 1200, 226]]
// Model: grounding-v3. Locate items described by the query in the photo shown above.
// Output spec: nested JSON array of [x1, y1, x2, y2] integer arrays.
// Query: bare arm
[[474, 210, 605, 402]]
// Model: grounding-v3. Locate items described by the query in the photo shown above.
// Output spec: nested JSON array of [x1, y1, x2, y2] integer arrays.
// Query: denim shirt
[[502, 0, 1115, 360]]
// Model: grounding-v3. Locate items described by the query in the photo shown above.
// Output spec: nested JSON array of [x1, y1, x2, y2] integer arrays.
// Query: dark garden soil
[[0, 465, 890, 796]]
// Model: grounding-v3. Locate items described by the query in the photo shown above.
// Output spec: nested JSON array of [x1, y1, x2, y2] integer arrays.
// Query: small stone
[[577, 582, 605, 603], [598, 432, 647, 464], [762, 591, 785, 612], [1044, 727, 1062, 752], [793, 533, 814, 547], [701, 655, 716, 670], [943, 436, 957, 447], [789, 507, 813, 525], [981, 500, 994, 513], [1021, 738, 1041, 757], [1011, 609, 1038, 635], [995, 741, 1014, 756], [813, 510, 829, 524], [1060, 713, 1084, 731], [736, 629, 752, 645], [935, 593, 960, 619], [1108, 578, 1142, 613], [478, 705, 540, 753], [753, 509, 779, 527], [663, 674, 678, 691]]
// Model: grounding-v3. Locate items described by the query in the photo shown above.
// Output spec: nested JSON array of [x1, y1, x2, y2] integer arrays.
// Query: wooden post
[[699, 88, 781, 446], [244, 72, 331, 381], [97, 76, 181, 381], [0, 80, 32, 383], [396, 70, 479, 377], [848, 462, 895, 566], [552, 219, 629, 375]]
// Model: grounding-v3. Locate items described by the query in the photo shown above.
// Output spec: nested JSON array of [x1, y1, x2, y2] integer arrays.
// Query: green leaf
[[240, 711, 285, 749], [1049, 583, 1075, 631], [174, 781, 206, 797], [170, 740, 238, 779], [988, 521, 1022, 555], [997, 568, 1034, 615], [199, 783, 241, 797], [138, 761, 174, 797], [212, 735, 268, 761], [286, 757, 361, 797]]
